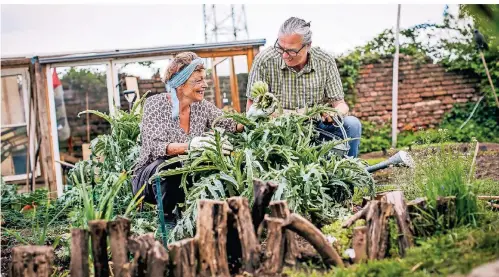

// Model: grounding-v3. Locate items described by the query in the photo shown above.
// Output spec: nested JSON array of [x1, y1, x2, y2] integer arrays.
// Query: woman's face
[[178, 69, 208, 103]]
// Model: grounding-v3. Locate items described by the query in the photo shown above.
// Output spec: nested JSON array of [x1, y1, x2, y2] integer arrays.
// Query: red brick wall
[[133, 55, 480, 130], [351, 55, 480, 129]]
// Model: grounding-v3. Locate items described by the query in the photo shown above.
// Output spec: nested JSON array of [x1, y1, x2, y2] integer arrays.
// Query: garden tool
[[365, 150, 415, 173]]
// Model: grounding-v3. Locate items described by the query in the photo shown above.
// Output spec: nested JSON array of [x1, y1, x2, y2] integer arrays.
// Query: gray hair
[[278, 17, 312, 45]]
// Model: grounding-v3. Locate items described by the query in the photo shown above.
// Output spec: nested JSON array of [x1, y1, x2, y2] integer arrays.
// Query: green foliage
[[66, 93, 149, 228], [156, 106, 374, 241], [392, 132, 479, 236]]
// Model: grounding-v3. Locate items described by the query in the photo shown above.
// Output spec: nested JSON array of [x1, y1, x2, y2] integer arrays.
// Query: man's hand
[[321, 111, 344, 125], [246, 92, 277, 121], [188, 135, 233, 155]]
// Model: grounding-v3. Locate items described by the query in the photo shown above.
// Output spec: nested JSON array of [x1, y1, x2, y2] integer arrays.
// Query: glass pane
[[1, 126, 28, 175], [233, 55, 249, 111], [1, 75, 26, 126], [115, 59, 171, 108], [53, 65, 110, 161], [214, 58, 233, 112]]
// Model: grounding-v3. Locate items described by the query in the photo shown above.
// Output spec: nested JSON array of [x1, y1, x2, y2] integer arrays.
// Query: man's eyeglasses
[[274, 39, 307, 57]]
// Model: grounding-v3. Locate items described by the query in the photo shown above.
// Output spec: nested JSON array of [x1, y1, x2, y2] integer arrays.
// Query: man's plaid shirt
[[246, 46, 344, 110]]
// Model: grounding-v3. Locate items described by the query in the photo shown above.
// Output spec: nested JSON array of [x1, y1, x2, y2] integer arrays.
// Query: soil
[[360, 142, 499, 184]]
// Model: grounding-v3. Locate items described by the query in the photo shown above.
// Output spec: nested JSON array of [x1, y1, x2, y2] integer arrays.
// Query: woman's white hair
[[278, 17, 312, 45]]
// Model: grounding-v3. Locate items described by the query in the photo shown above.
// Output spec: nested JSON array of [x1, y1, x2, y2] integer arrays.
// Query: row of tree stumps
[[10, 179, 344, 277], [10, 184, 497, 277]]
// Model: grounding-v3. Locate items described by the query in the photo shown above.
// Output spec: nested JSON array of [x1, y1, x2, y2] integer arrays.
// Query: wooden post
[[378, 191, 414, 256], [196, 199, 230, 277], [229, 57, 241, 112], [89, 220, 110, 277], [11, 246, 54, 277], [269, 201, 300, 266], [212, 59, 222, 108], [107, 217, 130, 277], [259, 215, 285, 275], [128, 233, 156, 277], [33, 58, 57, 195], [251, 179, 278, 232], [146, 241, 169, 277], [343, 200, 395, 260], [168, 238, 198, 277], [479, 50, 499, 108], [352, 226, 368, 263], [70, 229, 90, 277], [283, 213, 344, 268], [227, 197, 260, 274]]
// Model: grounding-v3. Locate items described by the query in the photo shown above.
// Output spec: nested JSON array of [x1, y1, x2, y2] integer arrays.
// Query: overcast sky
[[1, 4, 456, 77]]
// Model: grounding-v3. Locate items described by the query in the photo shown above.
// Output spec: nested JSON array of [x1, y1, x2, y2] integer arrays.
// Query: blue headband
[[165, 58, 204, 120]]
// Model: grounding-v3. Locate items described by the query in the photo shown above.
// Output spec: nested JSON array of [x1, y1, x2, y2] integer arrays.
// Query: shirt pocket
[[305, 82, 325, 107]]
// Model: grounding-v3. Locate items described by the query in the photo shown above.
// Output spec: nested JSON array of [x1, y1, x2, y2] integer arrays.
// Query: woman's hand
[[188, 135, 233, 155]]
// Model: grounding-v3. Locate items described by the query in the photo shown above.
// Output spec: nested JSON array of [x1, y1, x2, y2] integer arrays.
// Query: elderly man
[[246, 16, 362, 157]]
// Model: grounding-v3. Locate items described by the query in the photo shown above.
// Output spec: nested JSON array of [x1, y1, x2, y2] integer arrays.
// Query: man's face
[[275, 34, 310, 68]]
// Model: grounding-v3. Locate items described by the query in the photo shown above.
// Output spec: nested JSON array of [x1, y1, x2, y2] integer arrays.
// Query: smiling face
[[177, 69, 208, 103], [276, 33, 310, 68]]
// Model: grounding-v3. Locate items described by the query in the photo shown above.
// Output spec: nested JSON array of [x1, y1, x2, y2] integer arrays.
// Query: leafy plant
[[155, 105, 374, 241]]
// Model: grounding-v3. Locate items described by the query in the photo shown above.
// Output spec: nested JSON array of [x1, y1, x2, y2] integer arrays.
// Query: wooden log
[[377, 202, 394, 260], [283, 213, 344, 268], [258, 215, 285, 275], [485, 202, 499, 209], [380, 191, 414, 256], [128, 233, 156, 277], [196, 199, 230, 277], [352, 226, 367, 263], [168, 238, 198, 277], [342, 201, 394, 260], [107, 217, 130, 277], [269, 201, 300, 266], [89, 220, 110, 277], [227, 197, 261, 274], [146, 241, 169, 277], [251, 179, 278, 232], [11, 246, 54, 277], [70, 229, 90, 277], [478, 196, 499, 200]]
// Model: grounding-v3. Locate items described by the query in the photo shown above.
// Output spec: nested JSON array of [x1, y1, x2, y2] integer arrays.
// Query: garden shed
[[0, 39, 266, 197]]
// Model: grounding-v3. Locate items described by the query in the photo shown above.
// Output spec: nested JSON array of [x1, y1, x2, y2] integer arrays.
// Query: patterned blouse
[[135, 93, 237, 171]]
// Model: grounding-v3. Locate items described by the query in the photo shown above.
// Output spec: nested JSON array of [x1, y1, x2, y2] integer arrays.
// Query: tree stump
[[352, 226, 367, 263], [89, 220, 110, 277], [258, 215, 285, 275], [227, 197, 261, 274], [107, 217, 131, 277], [196, 199, 230, 277], [70, 229, 90, 277], [269, 200, 300, 267], [11, 246, 54, 277], [284, 213, 344, 268], [377, 191, 414, 256], [251, 179, 278, 232], [128, 233, 156, 277], [146, 241, 169, 277], [168, 238, 198, 277], [343, 200, 394, 260]]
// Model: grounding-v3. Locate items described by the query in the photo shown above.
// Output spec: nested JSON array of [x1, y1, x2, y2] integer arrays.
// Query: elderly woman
[[132, 52, 243, 227]]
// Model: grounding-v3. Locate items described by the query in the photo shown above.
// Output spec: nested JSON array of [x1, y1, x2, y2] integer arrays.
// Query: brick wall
[[351, 55, 480, 129], [106, 54, 481, 141]]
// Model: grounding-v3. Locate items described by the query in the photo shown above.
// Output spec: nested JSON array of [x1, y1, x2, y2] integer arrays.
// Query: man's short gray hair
[[278, 17, 312, 45]]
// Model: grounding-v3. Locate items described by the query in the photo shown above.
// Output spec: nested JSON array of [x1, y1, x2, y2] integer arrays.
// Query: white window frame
[[46, 55, 173, 197], [1, 67, 40, 182]]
